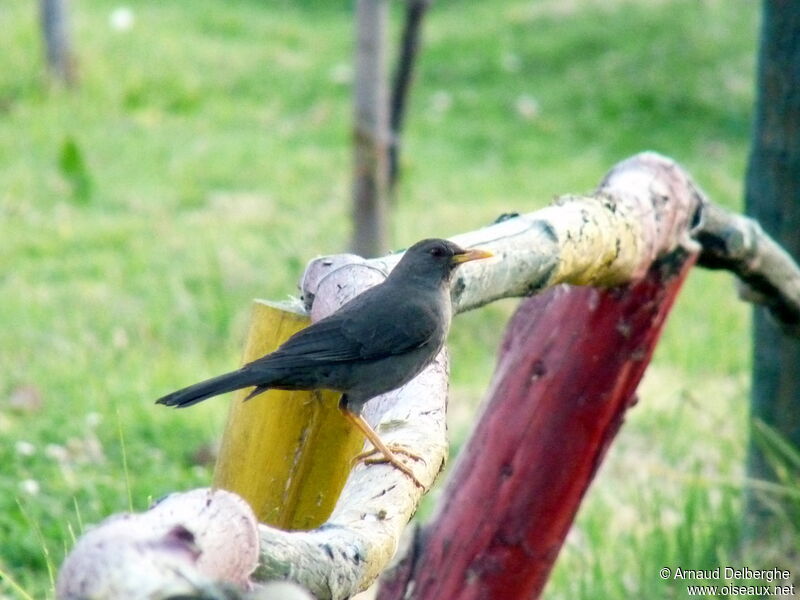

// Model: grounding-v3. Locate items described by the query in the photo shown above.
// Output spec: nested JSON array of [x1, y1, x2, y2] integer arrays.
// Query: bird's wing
[[260, 290, 441, 367]]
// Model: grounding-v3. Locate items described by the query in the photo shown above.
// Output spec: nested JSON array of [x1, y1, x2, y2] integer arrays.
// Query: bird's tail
[[156, 366, 266, 408]]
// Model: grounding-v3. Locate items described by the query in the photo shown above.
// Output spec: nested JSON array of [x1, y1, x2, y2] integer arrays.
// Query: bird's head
[[391, 238, 493, 285]]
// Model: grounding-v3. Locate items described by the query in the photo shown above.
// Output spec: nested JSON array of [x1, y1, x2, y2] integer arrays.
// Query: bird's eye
[[429, 246, 446, 257]]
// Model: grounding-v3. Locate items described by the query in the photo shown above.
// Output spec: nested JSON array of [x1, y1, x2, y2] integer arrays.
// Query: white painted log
[[696, 201, 800, 336], [340, 152, 704, 315], [56, 488, 259, 599]]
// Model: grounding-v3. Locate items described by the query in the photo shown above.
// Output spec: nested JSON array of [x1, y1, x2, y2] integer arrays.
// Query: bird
[[156, 238, 493, 487]]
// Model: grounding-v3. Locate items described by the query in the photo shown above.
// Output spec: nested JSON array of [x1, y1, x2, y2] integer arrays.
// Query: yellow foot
[[352, 444, 426, 489]]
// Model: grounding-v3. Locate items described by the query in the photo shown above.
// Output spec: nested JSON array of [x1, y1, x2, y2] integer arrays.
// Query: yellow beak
[[451, 248, 494, 264]]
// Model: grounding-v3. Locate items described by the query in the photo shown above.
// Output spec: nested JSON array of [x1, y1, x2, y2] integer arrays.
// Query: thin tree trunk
[[352, 0, 390, 258], [743, 0, 800, 540], [40, 0, 76, 86], [388, 0, 430, 191]]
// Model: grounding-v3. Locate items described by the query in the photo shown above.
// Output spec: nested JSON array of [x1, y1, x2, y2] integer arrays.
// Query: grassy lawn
[[3, 0, 794, 597]]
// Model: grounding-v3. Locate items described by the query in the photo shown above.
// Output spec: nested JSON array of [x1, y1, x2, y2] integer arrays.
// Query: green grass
[[3, 0, 794, 598]]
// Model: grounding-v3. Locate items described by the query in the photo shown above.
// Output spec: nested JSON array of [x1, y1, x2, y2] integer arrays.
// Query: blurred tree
[[744, 0, 800, 539], [389, 0, 431, 192], [40, 0, 76, 86], [352, 0, 390, 257]]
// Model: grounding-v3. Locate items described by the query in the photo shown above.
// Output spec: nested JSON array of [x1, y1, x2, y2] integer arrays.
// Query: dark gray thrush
[[156, 238, 492, 487]]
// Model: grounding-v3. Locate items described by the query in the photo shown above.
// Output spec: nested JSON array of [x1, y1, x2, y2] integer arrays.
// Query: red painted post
[[378, 250, 697, 599]]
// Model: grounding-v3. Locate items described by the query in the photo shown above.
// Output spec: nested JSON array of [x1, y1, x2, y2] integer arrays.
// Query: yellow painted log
[[212, 300, 365, 530]]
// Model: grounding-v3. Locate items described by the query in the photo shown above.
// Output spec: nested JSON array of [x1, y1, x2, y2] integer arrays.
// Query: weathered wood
[[358, 152, 704, 313], [213, 301, 364, 529], [56, 489, 259, 599], [697, 202, 800, 336]]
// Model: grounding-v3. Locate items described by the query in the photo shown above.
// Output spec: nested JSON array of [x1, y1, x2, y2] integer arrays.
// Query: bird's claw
[[352, 444, 426, 489], [353, 445, 426, 465]]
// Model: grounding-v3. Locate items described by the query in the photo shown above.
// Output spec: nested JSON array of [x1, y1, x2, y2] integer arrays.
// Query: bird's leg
[[342, 410, 425, 489]]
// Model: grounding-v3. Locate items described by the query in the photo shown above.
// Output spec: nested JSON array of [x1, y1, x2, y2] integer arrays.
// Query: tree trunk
[[40, 0, 76, 86], [743, 0, 800, 539], [352, 0, 390, 258], [389, 0, 430, 191]]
